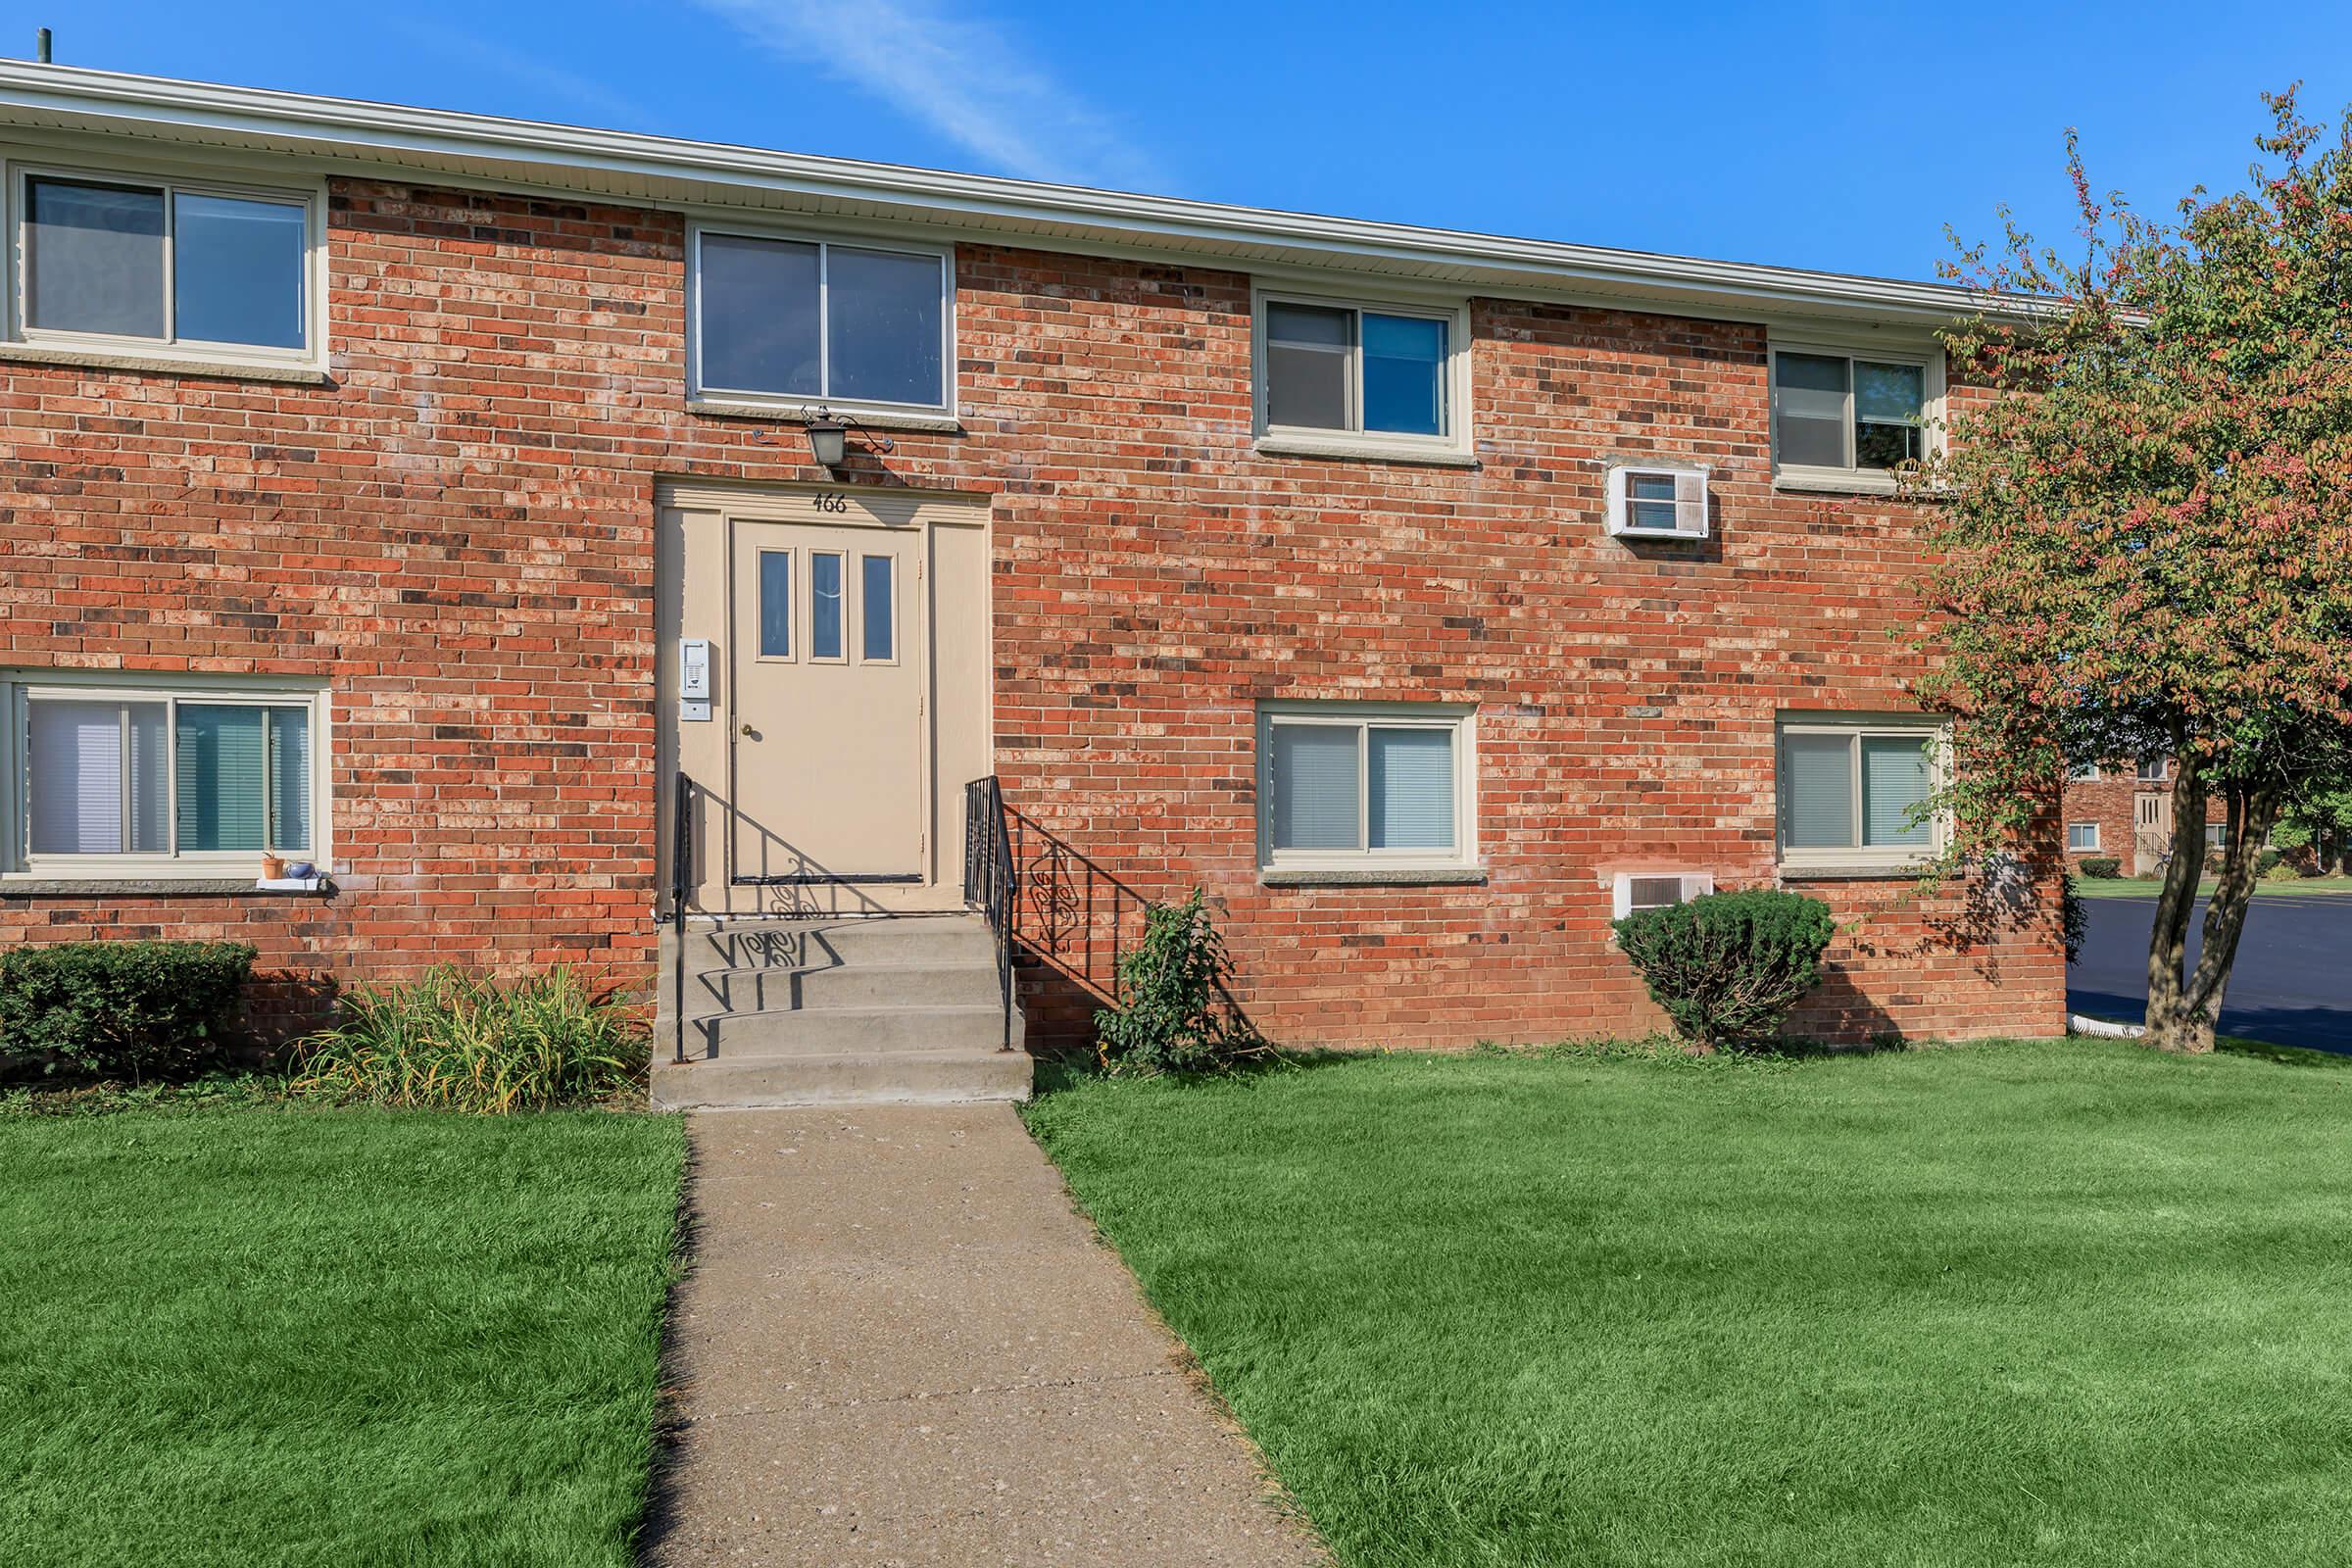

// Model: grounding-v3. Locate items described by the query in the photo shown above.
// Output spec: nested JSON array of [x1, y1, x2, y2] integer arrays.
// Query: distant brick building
[[0, 63, 2067, 1062], [2060, 762, 2228, 876]]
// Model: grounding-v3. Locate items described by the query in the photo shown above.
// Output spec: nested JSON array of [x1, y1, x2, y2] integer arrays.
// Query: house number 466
[[811, 492, 849, 514]]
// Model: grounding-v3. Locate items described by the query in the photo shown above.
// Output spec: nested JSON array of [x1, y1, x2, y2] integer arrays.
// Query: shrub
[[1612, 890, 1837, 1051], [0, 941, 256, 1081], [2078, 856, 2123, 879], [1095, 890, 1266, 1075], [287, 966, 645, 1112]]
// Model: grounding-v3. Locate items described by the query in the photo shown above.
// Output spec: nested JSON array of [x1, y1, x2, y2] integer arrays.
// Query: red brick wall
[[0, 180, 2066, 1050]]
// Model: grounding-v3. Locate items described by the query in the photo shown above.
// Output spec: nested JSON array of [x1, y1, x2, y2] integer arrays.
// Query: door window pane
[[810, 552, 845, 660], [827, 246, 944, 407], [268, 707, 313, 852], [176, 705, 267, 853], [1784, 733, 1856, 850], [28, 700, 165, 855], [1773, 352, 1850, 468], [699, 233, 821, 396], [173, 192, 308, 349], [1269, 724, 1360, 851], [24, 178, 166, 338], [1367, 726, 1455, 849], [860, 555, 896, 662], [1361, 313, 1446, 436], [758, 550, 792, 657], [1861, 735, 1933, 847], [1265, 302, 1351, 430]]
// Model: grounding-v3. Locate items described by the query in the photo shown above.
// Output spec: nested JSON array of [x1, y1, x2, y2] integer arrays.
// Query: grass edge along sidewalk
[[0, 1102, 685, 1568], [1027, 1039, 2352, 1568]]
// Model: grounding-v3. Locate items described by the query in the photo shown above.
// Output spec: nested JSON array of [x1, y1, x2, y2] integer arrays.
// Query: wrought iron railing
[[962, 775, 1018, 1050], [670, 769, 695, 1064]]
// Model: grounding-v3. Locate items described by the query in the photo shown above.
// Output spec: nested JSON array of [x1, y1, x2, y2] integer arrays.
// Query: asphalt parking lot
[[2071, 895, 2352, 1052]]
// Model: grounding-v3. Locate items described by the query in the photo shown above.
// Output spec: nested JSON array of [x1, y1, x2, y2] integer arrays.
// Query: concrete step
[[691, 958, 1004, 1018], [691, 916, 998, 976], [678, 1003, 1014, 1059], [651, 1048, 1032, 1109]]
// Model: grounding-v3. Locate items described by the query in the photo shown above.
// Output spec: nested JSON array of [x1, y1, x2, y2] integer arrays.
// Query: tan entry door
[[729, 519, 926, 888], [2133, 792, 2173, 874]]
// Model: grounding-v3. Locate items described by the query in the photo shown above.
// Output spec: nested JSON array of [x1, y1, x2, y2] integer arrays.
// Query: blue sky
[[13, 1, 2352, 282]]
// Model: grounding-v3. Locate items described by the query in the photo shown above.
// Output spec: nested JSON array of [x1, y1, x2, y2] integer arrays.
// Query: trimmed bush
[[2078, 856, 2123, 879], [1612, 890, 1837, 1050], [287, 966, 645, 1113], [0, 941, 256, 1081], [1095, 889, 1266, 1075]]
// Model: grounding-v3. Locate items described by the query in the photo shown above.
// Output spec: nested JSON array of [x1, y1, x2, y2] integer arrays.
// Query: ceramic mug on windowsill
[[262, 854, 287, 881]]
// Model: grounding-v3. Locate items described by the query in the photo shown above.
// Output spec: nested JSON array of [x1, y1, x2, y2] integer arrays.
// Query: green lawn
[[2074, 874, 2352, 898], [0, 1102, 685, 1567], [1027, 1042, 2352, 1568]]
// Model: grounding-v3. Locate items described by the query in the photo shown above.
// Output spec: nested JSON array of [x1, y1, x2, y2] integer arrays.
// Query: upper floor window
[[2069, 763, 2101, 781], [1770, 344, 1936, 486], [689, 226, 951, 414], [1252, 289, 1470, 460], [2137, 758, 2169, 782], [2, 675, 327, 881], [9, 165, 318, 364], [1777, 714, 1947, 870]]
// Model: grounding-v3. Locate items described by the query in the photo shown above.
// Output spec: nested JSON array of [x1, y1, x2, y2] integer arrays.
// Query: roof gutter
[[0, 62, 2045, 325]]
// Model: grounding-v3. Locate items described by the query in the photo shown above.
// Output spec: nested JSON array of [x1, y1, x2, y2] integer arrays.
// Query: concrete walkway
[[642, 1103, 1329, 1566]]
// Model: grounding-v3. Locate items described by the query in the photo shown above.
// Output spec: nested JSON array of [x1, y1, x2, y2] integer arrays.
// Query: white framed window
[[1256, 702, 1476, 871], [1612, 871, 1714, 920], [687, 223, 953, 415], [4, 159, 324, 369], [2070, 763, 2101, 781], [1, 673, 329, 881], [1769, 341, 1941, 489], [2203, 821, 2225, 851], [1251, 285, 1472, 461], [2137, 758, 2169, 782], [1777, 714, 1948, 870], [2067, 822, 2101, 852]]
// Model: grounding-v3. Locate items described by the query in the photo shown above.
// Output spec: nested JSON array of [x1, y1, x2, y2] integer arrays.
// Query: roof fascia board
[[0, 63, 2039, 326]]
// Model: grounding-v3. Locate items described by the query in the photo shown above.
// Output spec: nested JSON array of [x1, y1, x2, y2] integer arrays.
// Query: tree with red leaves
[[1915, 90, 2352, 1053]]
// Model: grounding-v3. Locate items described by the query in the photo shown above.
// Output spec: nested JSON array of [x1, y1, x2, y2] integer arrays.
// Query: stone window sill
[[1252, 434, 1480, 468], [1260, 866, 1489, 888], [0, 877, 334, 897], [1772, 468, 1902, 498], [1777, 862, 1932, 882], [0, 342, 332, 385], [684, 398, 965, 433]]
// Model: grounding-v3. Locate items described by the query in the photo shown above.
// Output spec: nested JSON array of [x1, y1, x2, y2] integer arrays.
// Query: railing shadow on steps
[[962, 777, 1256, 1054]]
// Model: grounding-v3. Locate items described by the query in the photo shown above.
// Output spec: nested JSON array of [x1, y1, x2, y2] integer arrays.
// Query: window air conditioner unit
[[1612, 871, 1715, 920], [1604, 465, 1710, 541]]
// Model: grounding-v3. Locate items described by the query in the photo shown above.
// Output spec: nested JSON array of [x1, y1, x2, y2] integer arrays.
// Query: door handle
[[740, 723, 755, 737]]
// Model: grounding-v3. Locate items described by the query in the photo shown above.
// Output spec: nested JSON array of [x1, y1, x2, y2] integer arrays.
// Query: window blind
[[1270, 724, 1360, 851], [29, 701, 124, 855], [1784, 732, 1856, 850], [1367, 726, 1454, 850], [176, 705, 267, 853], [268, 707, 312, 852], [1861, 736, 1932, 847]]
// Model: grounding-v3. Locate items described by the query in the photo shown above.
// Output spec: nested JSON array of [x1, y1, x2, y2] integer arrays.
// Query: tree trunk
[[2173, 785, 2280, 1053], [2141, 753, 2207, 1049]]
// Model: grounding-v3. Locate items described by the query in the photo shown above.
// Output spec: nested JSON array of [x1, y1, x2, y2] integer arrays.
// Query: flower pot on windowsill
[[262, 855, 287, 881]]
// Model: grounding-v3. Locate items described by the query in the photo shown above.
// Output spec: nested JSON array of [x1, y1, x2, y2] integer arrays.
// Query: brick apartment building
[[2060, 760, 2228, 876], [0, 65, 2066, 1101]]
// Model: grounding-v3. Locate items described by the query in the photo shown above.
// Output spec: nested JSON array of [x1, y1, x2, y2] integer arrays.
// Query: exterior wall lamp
[[803, 407, 894, 470]]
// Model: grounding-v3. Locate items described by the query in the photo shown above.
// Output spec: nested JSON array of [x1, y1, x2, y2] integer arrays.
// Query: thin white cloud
[[382, 20, 651, 128], [687, 0, 1160, 188]]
